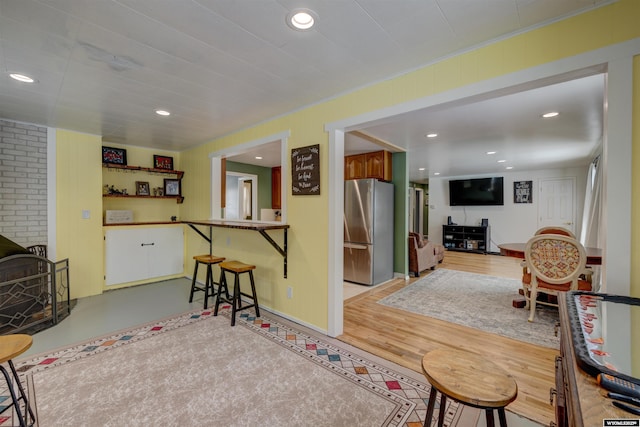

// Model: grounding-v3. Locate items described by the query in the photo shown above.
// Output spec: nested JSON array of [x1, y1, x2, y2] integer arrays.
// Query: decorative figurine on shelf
[[106, 185, 125, 195]]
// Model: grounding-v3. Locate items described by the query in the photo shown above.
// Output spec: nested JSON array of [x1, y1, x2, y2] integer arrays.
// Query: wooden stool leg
[[424, 387, 437, 427], [248, 270, 260, 317], [203, 264, 213, 309], [231, 272, 240, 326], [485, 408, 496, 427], [498, 408, 507, 427], [213, 270, 227, 317], [189, 261, 200, 303], [437, 394, 446, 427]]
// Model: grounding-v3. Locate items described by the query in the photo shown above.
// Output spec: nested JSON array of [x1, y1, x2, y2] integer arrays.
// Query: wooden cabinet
[[271, 166, 281, 209], [344, 150, 392, 181], [104, 226, 184, 286], [365, 150, 392, 181], [344, 154, 366, 180]]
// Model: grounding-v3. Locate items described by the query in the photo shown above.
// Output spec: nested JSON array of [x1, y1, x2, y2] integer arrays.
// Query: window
[[210, 131, 289, 222]]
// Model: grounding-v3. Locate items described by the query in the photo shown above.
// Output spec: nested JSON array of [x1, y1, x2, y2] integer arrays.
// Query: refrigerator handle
[[344, 243, 368, 250]]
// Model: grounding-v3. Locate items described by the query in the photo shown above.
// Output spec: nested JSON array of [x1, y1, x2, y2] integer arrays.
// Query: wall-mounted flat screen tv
[[449, 177, 504, 206]]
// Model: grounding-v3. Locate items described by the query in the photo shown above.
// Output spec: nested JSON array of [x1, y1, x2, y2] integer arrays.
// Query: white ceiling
[[0, 0, 609, 181]]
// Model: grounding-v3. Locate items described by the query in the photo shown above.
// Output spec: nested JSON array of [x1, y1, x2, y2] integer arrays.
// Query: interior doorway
[[409, 187, 424, 236], [225, 172, 258, 220]]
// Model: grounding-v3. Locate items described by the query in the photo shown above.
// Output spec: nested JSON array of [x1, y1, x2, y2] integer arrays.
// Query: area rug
[[378, 269, 560, 349], [2, 307, 466, 427]]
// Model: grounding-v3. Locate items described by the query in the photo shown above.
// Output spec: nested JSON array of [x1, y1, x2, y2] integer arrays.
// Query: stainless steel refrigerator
[[344, 179, 394, 285]]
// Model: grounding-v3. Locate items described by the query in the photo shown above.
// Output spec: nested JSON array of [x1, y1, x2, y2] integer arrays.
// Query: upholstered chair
[[408, 232, 443, 277], [522, 234, 589, 322]]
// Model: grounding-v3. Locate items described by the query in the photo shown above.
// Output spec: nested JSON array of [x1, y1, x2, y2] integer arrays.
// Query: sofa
[[408, 232, 445, 277]]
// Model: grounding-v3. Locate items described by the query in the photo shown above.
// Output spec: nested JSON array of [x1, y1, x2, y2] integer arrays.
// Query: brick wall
[[0, 118, 48, 247]]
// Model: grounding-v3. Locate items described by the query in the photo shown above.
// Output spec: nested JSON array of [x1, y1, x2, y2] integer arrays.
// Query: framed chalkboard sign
[[291, 144, 320, 195], [514, 180, 532, 203]]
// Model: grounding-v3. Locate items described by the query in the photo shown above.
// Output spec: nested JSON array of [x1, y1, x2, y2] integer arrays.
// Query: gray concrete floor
[[24, 278, 201, 357]]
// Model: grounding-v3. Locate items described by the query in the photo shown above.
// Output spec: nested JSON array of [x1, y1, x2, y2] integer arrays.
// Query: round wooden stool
[[213, 260, 259, 326], [421, 348, 517, 427], [189, 254, 226, 309], [0, 334, 36, 427]]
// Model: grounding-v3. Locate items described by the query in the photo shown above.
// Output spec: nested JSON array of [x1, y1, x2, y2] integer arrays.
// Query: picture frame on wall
[[514, 180, 533, 203], [153, 155, 174, 170], [164, 178, 181, 196], [136, 181, 150, 196], [102, 146, 127, 165]]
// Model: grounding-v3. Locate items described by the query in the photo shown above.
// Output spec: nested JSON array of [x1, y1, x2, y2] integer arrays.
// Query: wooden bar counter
[[557, 295, 629, 426], [182, 219, 289, 277]]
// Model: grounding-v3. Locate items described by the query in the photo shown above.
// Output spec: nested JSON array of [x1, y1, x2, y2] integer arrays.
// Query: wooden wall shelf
[[102, 163, 184, 179], [102, 194, 184, 204]]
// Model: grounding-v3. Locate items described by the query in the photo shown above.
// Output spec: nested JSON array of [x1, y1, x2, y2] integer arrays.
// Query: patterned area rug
[[2, 307, 465, 427], [378, 269, 560, 349]]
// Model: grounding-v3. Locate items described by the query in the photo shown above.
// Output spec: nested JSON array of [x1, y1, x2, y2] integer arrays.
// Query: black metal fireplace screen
[[0, 254, 70, 335]]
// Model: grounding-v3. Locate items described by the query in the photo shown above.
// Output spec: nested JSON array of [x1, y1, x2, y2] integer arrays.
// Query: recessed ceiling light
[[426, 133, 438, 138], [9, 73, 35, 83], [418, 167, 425, 171], [255, 156, 263, 160], [497, 159, 506, 163], [434, 172, 440, 176], [542, 111, 559, 118], [506, 166, 513, 170], [155, 110, 170, 116], [287, 9, 317, 30], [486, 151, 496, 155]]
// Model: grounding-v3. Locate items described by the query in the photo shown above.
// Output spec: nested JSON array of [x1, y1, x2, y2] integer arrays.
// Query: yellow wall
[[56, 130, 104, 299], [54, 0, 640, 330], [178, 0, 640, 331]]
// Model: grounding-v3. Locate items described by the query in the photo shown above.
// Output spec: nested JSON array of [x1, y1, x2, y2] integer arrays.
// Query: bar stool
[[189, 254, 226, 309], [213, 260, 259, 326], [0, 334, 36, 427], [421, 348, 517, 427]]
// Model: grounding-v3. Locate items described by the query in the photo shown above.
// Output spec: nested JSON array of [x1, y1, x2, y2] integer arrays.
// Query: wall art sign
[[514, 180, 533, 203], [291, 144, 320, 195], [102, 146, 127, 165], [153, 155, 174, 170]]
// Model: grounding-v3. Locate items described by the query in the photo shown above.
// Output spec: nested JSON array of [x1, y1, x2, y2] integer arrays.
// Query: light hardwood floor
[[339, 251, 557, 426]]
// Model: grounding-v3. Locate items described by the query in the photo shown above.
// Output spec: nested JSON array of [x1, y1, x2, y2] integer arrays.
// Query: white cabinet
[[105, 226, 184, 286]]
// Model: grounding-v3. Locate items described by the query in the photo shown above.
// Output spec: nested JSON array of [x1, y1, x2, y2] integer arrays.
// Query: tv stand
[[442, 224, 490, 254]]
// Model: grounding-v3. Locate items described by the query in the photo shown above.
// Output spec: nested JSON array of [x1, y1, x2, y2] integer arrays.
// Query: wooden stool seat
[[0, 334, 36, 426], [0, 335, 32, 364], [218, 260, 256, 273], [189, 254, 226, 309], [421, 348, 517, 427], [214, 261, 259, 326], [193, 254, 225, 264]]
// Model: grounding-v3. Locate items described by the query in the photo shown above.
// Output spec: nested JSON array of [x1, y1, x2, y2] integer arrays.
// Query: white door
[[538, 177, 576, 234]]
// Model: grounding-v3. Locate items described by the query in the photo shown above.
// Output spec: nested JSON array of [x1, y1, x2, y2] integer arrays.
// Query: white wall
[[428, 167, 588, 252]]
